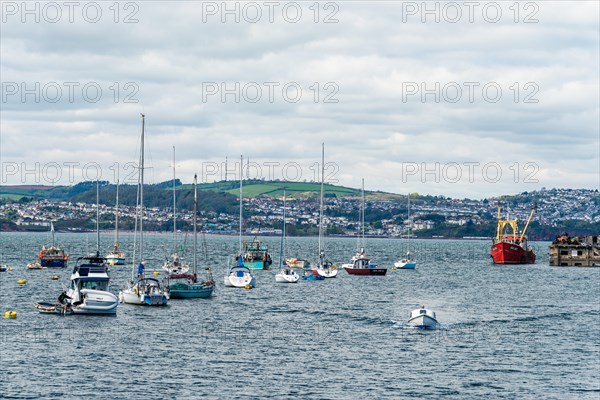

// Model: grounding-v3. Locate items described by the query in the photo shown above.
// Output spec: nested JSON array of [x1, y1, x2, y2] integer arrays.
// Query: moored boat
[[394, 193, 417, 270], [65, 255, 118, 315], [38, 222, 68, 268], [224, 261, 256, 288], [106, 178, 125, 266], [491, 204, 536, 264]]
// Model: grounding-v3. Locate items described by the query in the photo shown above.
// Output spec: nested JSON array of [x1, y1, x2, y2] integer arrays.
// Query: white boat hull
[[394, 260, 417, 269], [224, 273, 256, 288], [119, 287, 169, 306], [275, 271, 299, 283], [316, 267, 338, 278], [68, 289, 118, 315], [408, 308, 438, 329]]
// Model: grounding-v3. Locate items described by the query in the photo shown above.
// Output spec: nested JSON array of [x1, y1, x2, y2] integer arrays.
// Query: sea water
[[0, 232, 598, 399]]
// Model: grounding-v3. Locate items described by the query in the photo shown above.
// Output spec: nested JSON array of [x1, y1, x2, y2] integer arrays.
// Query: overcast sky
[[1, 1, 598, 198]]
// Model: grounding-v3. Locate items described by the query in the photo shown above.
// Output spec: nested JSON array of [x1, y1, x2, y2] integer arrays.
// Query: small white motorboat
[[224, 261, 256, 288], [66, 256, 119, 315], [408, 306, 438, 329], [275, 267, 299, 283]]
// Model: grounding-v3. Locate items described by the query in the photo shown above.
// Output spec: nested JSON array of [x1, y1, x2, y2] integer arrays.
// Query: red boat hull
[[343, 267, 387, 275], [491, 242, 536, 264]]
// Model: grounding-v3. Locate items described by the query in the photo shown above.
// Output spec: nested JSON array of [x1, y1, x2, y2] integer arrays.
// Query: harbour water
[[1, 232, 598, 399]]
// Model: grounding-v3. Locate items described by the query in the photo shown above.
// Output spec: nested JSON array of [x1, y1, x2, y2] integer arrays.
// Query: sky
[[0, 1, 598, 199]]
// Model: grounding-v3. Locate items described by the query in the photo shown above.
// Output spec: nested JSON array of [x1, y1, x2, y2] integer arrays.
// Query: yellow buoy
[[8, 267, 13, 271], [10, 311, 17, 319], [244, 284, 253, 289], [153, 271, 160, 275], [51, 275, 59, 280], [4, 311, 10, 319], [18, 279, 26, 284]]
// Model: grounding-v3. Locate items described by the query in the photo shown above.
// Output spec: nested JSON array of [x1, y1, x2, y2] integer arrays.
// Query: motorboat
[[162, 252, 190, 275], [64, 255, 118, 315], [342, 249, 387, 275], [408, 306, 438, 329], [27, 262, 44, 270], [302, 268, 324, 281]]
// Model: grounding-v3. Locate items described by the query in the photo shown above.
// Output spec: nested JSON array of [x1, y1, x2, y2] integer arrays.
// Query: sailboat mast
[[51, 222, 55, 247], [96, 180, 100, 256], [140, 113, 145, 263], [279, 191, 286, 268], [193, 174, 198, 274], [115, 175, 119, 247], [239, 155, 243, 254], [361, 178, 365, 250], [318, 143, 324, 259], [172, 146, 177, 255]]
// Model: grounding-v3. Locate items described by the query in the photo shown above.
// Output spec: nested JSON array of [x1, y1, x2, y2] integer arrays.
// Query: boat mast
[[361, 178, 365, 251], [115, 174, 119, 249], [172, 146, 177, 255], [279, 191, 286, 269], [96, 180, 100, 257], [239, 155, 243, 254], [193, 174, 198, 275], [51, 222, 55, 247], [318, 143, 325, 263], [407, 193, 411, 255], [140, 113, 145, 264]]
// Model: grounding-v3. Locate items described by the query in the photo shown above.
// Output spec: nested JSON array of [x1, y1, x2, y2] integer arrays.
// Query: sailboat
[[308, 143, 337, 279], [342, 179, 387, 276], [162, 146, 190, 275], [38, 222, 68, 268], [106, 177, 125, 266], [394, 193, 417, 269], [275, 192, 299, 283], [119, 114, 170, 306], [165, 174, 215, 298], [224, 155, 256, 288]]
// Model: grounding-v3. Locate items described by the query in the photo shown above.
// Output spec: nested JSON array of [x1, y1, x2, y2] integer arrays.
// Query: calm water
[[1, 232, 598, 399]]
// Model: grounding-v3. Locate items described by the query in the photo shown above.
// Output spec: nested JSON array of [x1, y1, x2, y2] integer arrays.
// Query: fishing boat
[[285, 258, 310, 269], [162, 147, 191, 275], [38, 222, 68, 268], [165, 174, 215, 298], [119, 114, 169, 306], [311, 143, 337, 278], [491, 203, 536, 264], [106, 178, 125, 266], [275, 192, 299, 283], [343, 179, 387, 276], [408, 306, 438, 329], [241, 239, 272, 270], [224, 155, 257, 288], [394, 194, 417, 270], [64, 255, 118, 315]]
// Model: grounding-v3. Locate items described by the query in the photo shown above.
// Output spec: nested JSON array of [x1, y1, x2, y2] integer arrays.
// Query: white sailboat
[[224, 155, 256, 288], [394, 193, 417, 269], [310, 143, 337, 279], [162, 146, 190, 275], [106, 176, 125, 265], [275, 192, 299, 283], [119, 114, 169, 306]]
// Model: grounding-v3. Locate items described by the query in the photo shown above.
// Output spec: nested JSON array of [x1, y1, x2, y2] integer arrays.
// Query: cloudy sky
[[1, 1, 598, 198]]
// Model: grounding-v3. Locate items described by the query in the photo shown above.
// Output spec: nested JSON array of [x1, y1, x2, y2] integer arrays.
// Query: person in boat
[[137, 261, 145, 279], [58, 291, 71, 313]]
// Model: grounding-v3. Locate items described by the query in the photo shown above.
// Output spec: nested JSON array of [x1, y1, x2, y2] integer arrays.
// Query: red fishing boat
[[491, 204, 536, 264]]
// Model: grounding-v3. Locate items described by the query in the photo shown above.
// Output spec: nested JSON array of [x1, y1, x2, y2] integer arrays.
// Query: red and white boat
[[491, 204, 536, 264]]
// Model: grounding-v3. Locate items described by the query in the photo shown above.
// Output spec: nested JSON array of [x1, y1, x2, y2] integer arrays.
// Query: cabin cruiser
[[408, 306, 438, 329], [65, 256, 118, 315]]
